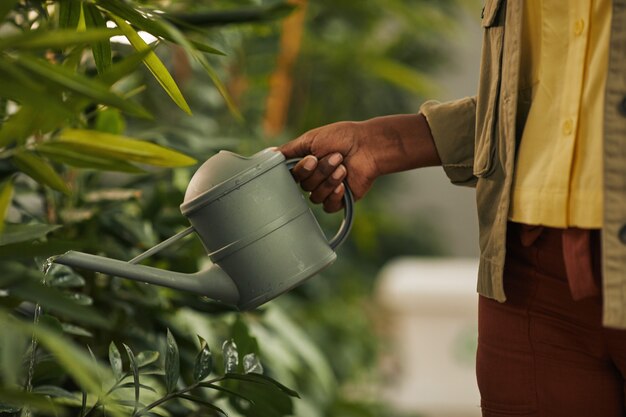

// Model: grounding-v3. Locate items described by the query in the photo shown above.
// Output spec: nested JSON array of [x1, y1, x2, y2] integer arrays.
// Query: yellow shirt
[[509, 0, 611, 228]]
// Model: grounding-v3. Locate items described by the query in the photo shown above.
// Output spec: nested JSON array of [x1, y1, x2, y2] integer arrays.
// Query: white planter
[[375, 257, 481, 417]]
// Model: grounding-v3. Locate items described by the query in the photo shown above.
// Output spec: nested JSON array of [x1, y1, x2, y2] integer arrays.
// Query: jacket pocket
[[474, 0, 505, 177]]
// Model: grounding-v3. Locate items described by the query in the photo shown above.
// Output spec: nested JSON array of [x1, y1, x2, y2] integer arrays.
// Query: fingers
[[278, 133, 313, 159], [290, 155, 318, 183], [288, 153, 347, 213], [323, 183, 345, 213], [301, 153, 343, 192]]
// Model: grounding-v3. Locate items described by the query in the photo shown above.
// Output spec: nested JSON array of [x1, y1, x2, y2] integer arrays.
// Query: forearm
[[361, 113, 442, 176]]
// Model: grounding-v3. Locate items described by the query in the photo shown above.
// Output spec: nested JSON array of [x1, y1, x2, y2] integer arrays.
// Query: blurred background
[[0, 0, 483, 416]]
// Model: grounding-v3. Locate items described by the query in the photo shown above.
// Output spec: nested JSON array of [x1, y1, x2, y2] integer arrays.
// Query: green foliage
[[0, 0, 466, 416]]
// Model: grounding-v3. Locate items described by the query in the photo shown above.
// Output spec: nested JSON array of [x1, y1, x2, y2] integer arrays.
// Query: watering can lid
[[180, 148, 285, 215]]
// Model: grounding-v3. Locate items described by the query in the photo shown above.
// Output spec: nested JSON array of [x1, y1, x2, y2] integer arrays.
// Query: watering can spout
[[54, 251, 240, 307]]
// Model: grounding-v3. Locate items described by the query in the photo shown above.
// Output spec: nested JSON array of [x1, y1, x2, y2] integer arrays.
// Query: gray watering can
[[53, 148, 354, 310]]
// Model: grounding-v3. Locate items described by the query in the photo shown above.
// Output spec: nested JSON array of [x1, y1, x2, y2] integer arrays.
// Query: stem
[[83, 373, 130, 417]]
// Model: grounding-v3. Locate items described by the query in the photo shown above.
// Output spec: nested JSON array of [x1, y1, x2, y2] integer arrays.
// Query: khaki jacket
[[420, 0, 626, 328]]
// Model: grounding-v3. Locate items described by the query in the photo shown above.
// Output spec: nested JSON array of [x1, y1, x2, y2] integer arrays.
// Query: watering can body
[[54, 149, 353, 310]]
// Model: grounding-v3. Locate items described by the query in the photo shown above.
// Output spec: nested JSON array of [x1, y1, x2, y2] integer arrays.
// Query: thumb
[[278, 133, 313, 159]]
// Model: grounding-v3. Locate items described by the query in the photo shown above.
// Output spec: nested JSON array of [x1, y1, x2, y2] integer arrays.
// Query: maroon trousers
[[477, 223, 626, 417]]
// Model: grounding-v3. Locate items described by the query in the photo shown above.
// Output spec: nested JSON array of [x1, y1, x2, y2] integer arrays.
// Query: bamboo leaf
[[36, 143, 146, 173], [58, 0, 81, 29], [52, 129, 196, 167], [0, 28, 122, 51], [135, 351, 159, 368], [109, 342, 123, 381], [109, 15, 191, 115], [0, 224, 61, 246], [0, 178, 14, 233], [222, 373, 300, 398], [96, 48, 153, 87], [164, 329, 179, 393], [12, 151, 70, 195], [123, 344, 140, 415], [83, 5, 112, 74], [178, 395, 227, 416], [192, 336, 212, 382], [14, 54, 150, 118]]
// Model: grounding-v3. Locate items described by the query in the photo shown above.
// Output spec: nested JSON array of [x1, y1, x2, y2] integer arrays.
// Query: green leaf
[[94, 108, 125, 134], [117, 382, 156, 393], [198, 382, 255, 404], [52, 129, 196, 167], [164, 329, 179, 393], [12, 151, 70, 195], [83, 5, 112, 74], [32, 385, 77, 399], [0, 178, 14, 233], [96, 48, 153, 87], [47, 267, 86, 288], [0, 389, 60, 415], [61, 323, 93, 337], [135, 351, 159, 368], [109, 15, 191, 115], [36, 143, 145, 173], [0, 224, 61, 246], [0, 28, 122, 51], [178, 394, 227, 416], [123, 344, 140, 415], [193, 335, 212, 382], [222, 373, 299, 398], [58, 0, 81, 29], [15, 54, 150, 118], [109, 342, 123, 381]]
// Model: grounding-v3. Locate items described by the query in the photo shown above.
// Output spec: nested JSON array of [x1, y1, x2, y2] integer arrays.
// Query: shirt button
[[562, 118, 574, 135], [574, 19, 585, 36], [619, 224, 626, 245]]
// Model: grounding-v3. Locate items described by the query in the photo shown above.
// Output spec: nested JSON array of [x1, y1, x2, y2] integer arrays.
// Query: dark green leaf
[[164, 329, 179, 393], [38, 314, 64, 334], [123, 344, 140, 415], [96, 48, 153, 87], [12, 151, 70, 195], [135, 351, 159, 368], [223, 373, 299, 398], [193, 335, 212, 382], [32, 385, 77, 399], [117, 382, 156, 393], [198, 382, 255, 405], [138, 366, 165, 376], [47, 268, 85, 288], [64, 292, 93, 306], [83, 5, 112, 74], [109, 342, 123, 381], [58, 0, 81, 29], [52, 129, 196, 167], [0, 389, 60, 415], [178, 394, 227, 416], [0, 224, 61, 246]]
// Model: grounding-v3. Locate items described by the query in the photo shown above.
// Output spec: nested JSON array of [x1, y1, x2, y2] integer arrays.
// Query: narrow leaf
[[58, 0, 81, 29], [135, 351, 159, 368], [0, 224, 61, 246], [164, 329, 180, 393], [96, 48, 153, 87], [192, 336, 212, 382], [83, 5, 112, 74], [52, 129, 196, 167], [178, 395, 227, 416], [36, 143, 145, 173], [108, 342, 123, 381], [110, 15, 191, 115], [32, 385, 76, 399], [0, 28, 122, 51], [198, 382, 255, 404], [62, 323, 93, 337], [15, 54, 150, 118], [12, 151, 70, 195], [223, 373, 300, 398], [0, 178, 14, 233], [117, 382, 156, 393], [123, 344, 140, 415]]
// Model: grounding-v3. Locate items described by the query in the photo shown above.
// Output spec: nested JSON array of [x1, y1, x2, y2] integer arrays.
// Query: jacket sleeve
[[420, 97, 477, 187]]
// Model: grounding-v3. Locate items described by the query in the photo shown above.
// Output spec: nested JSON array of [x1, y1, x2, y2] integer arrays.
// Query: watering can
[[53, 148, 354, 310]]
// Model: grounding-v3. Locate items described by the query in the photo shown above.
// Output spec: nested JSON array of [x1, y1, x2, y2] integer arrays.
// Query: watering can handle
[[286, 158, 354, 250]]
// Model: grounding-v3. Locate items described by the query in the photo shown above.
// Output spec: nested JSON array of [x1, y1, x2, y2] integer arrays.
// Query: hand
[[279, 114, 440, 212]]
